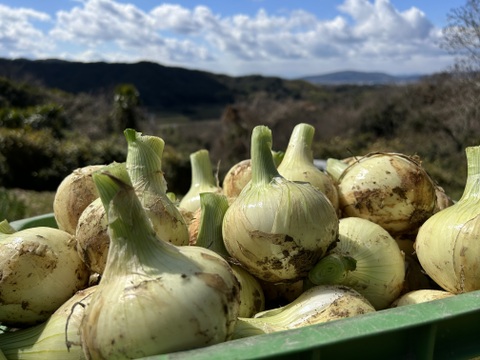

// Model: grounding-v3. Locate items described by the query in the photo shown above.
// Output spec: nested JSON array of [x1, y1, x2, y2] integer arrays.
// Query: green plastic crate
[[8, 213, 480, 360]]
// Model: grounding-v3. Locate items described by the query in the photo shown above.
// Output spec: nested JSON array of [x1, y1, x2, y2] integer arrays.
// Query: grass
[[2, 188, 55, 222]]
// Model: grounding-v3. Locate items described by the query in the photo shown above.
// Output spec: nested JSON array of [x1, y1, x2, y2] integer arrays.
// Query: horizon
[[0, 0, 465, 78]]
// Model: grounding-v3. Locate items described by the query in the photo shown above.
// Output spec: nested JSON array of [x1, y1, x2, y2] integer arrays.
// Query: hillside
[[0, 58, 319, 117], [301, 70, 423, 85]]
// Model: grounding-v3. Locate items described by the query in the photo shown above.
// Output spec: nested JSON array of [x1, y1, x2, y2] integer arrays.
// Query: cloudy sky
[[0, 0, 466, 78]]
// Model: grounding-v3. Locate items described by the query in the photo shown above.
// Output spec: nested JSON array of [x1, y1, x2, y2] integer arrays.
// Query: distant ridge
[[300, 70, 424, 85]]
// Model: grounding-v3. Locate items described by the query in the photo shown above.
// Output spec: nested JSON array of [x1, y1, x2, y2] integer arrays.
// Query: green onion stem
[[0, 219, 16, 234], [325, 158, 349, 182], [93, 163, 178, 278], [459, 146, 480, 201], [189, 149, 217, 189], [308, 254, 357, 285], [195, 192, 230, 258], [250, 126, 281, 186], [124, 128, 167, 195], [279, 123, 315, 167]]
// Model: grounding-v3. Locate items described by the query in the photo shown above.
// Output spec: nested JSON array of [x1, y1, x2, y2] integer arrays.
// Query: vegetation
[[0, 54, 479, 221]]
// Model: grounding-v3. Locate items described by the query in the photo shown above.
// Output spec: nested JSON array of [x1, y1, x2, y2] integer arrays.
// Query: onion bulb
[[0, 224, 90, 327], [222, 159, 252, 200], [0, 286, 96, 360], [415, 145, 480, 293], [80, 162, 240, 359], [222, 125, 339, 283], [53, 164, 103, 235], [277, 123, 339, 211], [222, 151, 284, 200], [308, 217, 405, 309], [336, 152, 437, 234], [194, 192, 265, 317], [391, 289, 454, 307], [232, 285, 375, 339], [76, 130, 189, 274]]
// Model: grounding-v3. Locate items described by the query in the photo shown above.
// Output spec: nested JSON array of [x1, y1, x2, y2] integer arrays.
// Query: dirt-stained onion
[[336, 152, 437, 234]]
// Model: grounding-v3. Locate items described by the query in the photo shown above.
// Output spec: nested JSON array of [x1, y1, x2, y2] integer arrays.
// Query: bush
[[0, 128, 127, 191]]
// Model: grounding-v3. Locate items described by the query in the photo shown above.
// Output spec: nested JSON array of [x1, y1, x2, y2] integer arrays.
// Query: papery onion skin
[[337, 152, 437, 235], [308, 217, 406, 310], [223, 126, 339, 283], [231, 285, 375, 339], [80, 164, 240, 359], [224, 179, 339, 283], [0, 227, 90, 327], [0, 286, 96, 360], [415, 146, 480, 294], [223, 159, 252, 200], [53, 164, 103, 235], [390, 289, 454, 307]]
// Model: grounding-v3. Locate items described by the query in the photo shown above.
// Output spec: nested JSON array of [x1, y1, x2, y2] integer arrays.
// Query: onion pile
[[2, 122, 475, 359]]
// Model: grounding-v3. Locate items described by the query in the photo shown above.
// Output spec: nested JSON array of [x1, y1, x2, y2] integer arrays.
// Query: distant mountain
[[0, 58, 318, 115], [300, 70, 424, 85]]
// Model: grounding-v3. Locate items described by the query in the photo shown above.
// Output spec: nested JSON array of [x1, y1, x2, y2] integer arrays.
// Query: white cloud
[[0, 0, 454, 77], [0, 4, 54, 57]]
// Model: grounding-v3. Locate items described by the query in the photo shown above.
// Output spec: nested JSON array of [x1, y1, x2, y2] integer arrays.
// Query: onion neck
[[195, 192, 230, 259], [124, 128, 168, 195], [250, 126, 281, 186], [189, 149, 217, 189], [326, 158, 349, 182], [93, 163, 179, 279], [279, 123, 315, 168], [308, 254, 357, 285], [0, 220, 16, 235], [459, 146, 480, 201]]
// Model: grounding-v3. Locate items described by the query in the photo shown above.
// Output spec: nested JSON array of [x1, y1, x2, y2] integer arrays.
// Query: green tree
[[111, 84, 142, 132]]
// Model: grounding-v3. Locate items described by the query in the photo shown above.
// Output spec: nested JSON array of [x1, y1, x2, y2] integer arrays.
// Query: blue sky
[[0, 0, 467, 78]]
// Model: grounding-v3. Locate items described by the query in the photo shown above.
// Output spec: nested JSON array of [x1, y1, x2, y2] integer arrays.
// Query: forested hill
[[0, 58, 317, 112]]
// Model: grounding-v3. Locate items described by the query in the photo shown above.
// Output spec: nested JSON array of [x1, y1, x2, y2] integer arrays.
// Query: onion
[[179, 149, 222, 213], [277, 123, 339, 211], [391, 289, 454, 307], [222, 151, 283, 200], [415, 145, 480, 293], [194, 192, 265, 318], [76, 130, 189, 274], [0, 286, 96, 360], [222, 159, 252, 200], [336, 152, 437, 235], [80, 162, 240, 358], [222, 125, 339, 283], [0, 222, 90, 327], [232, 285, 375, 339], [53, 164, 103, 235], [308, 217, 405, 309]]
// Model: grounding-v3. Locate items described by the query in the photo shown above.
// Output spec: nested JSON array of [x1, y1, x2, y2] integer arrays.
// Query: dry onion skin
[[308, 217, 405, 310], [336, 152, 437, 235], [415, 145, 480, 294], [0, 224, 90, 327], [232, 285, 375, 339], [77, 131, 190, 274], [80, 163, 240, 359], [222, 125, 339, 283], [222, 159, 252, 200], [53, 164, 104, 235], [194, 192, 265, 318], [0, 286, 97, 360], [390, 289, 454, 307]]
